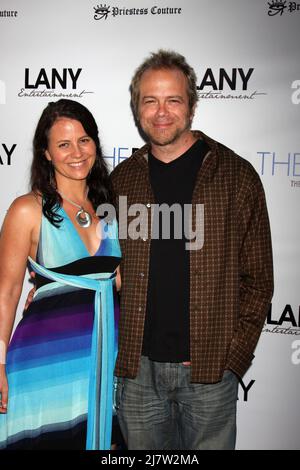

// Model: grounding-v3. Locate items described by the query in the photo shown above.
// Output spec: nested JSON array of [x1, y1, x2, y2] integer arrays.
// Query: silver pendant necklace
[[59, 190, 92, 228]]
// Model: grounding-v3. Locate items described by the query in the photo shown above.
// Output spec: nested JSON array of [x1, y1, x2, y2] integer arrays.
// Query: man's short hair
[[130, 49, 199, 118]]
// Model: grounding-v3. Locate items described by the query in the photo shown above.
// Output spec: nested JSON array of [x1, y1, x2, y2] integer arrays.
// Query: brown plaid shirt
[[111, 131, 273, 382]]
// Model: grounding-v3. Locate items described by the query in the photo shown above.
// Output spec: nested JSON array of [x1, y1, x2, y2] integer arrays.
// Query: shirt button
[[146, 203, 151, 208], [138, 306, 142, 312], [140, 273, 145, 278], [142, 237, 147, 242]]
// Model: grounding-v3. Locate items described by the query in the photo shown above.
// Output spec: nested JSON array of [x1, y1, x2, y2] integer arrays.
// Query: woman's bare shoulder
[[6, 192, 42, 223]]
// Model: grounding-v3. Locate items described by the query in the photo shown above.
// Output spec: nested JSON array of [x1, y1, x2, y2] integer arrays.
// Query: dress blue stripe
[[8, 345, 91, 373], [8, 356, 90, 395], [8, 334, 91, 369]]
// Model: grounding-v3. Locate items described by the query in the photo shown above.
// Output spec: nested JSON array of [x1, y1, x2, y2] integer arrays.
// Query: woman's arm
[[0, 195, 40, 413]]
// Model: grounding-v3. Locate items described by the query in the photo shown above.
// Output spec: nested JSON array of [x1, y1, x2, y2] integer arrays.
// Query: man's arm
[[226, 170, 274, 378]]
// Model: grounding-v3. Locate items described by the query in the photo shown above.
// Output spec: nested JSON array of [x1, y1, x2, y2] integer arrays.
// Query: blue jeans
[[116, 356, 238, 450]]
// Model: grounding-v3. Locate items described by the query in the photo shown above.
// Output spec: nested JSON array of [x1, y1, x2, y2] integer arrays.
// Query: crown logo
[[268, 0, 287, 16], [94, 4, 110, 20]]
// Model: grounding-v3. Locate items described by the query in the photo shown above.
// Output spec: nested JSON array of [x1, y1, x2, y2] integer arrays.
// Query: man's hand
[[24, 271, 36, 310]]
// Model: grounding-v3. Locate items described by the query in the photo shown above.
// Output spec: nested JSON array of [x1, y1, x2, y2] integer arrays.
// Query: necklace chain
[[58, 189, 92, 228], [58, 188, 88, 210]]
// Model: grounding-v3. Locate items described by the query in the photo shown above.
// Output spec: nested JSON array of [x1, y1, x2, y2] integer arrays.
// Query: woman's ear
[[45, 150, 51, 162]]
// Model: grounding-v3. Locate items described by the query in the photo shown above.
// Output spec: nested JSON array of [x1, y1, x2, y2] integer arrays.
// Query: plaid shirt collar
[[131, 130, 220, 184]]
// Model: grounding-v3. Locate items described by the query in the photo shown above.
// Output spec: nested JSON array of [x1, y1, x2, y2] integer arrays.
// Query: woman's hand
[[0, 365, 8, 413]]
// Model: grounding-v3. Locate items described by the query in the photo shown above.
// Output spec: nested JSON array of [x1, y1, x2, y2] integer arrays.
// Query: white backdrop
[[0, 0, 299, 450]]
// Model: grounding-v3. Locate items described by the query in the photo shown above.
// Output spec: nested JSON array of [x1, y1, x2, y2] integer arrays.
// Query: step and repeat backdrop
[[0, 0, 299, 450]]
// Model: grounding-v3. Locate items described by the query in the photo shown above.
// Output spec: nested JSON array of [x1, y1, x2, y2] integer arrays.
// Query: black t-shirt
[[142, 139, 209, 362]]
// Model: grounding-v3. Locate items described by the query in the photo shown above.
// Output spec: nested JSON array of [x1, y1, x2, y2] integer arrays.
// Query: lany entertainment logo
[[197, 68, 266, 100], [18, 68, 94, 99]]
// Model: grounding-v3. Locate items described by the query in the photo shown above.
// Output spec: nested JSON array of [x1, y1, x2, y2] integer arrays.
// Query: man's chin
[[145, 125, 191, 147], [151, 138, 175, 147], [148, 132, 179, 147]]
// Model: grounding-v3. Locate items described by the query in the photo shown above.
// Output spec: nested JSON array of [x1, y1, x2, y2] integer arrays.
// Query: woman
[[0, 99, 121, 450]]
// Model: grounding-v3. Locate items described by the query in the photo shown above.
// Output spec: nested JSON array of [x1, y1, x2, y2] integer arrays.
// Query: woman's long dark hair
[[31, 99, 114, 226]]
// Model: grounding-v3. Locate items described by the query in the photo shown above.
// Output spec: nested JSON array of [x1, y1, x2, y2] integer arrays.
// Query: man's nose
[[156, 101, 168, 116]]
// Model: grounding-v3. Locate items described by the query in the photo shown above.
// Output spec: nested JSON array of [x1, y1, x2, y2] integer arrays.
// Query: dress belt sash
[[28, 257, 115, 451]]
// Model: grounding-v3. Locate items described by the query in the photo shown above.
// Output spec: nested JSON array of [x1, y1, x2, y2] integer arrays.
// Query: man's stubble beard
[[146, 120, 192, 147]]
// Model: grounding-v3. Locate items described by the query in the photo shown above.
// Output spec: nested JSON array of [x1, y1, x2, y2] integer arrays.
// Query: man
[[111, 49, 273, 450]]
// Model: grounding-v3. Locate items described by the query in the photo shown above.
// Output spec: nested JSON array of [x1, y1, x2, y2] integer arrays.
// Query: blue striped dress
[[0, 206, 121, 449]]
